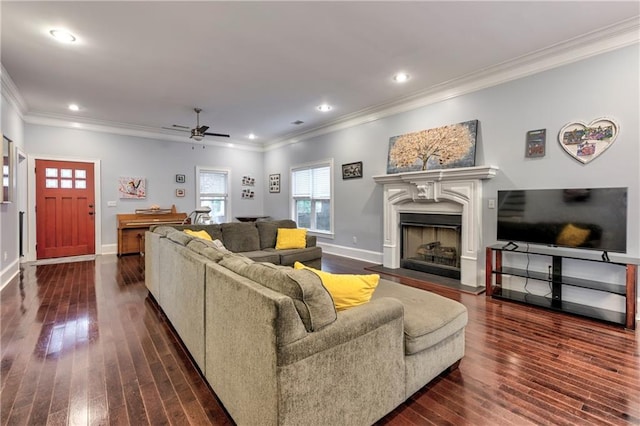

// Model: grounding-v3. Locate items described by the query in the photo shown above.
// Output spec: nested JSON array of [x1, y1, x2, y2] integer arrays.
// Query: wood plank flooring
[[1, 254, 638, 425]]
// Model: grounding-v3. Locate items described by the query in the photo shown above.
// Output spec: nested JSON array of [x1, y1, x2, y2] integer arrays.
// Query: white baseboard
[[317, 242, 383, 264], [101, 244, 118, 255], [0, 258, 20, 292]]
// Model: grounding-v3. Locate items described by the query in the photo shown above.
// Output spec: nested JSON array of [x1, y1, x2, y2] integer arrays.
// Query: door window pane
[[46, 179, 58, 188], [75, 169, 86, 179], [61, 169, 73, 178], [75, 180, 87, 189], [61, 179, 73, 189], [46, 168, 58, 178]]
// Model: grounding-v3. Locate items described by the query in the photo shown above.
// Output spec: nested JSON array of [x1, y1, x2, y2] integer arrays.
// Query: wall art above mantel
[[558, 117, 618, 164], [386, 119, 478, 174]]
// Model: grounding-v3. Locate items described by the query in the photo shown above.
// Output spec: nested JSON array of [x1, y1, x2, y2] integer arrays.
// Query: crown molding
[[3, 17, 638, 153], [1, 64, 28, 119], [264, 17, 640, 151], [23, 111, 264, 152]]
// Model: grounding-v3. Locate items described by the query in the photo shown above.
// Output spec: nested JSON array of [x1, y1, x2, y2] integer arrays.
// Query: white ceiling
[[2, 1, 639, 148]]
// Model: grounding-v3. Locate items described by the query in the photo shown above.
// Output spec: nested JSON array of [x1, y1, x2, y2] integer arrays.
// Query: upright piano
[[117, 205, 188, 255]]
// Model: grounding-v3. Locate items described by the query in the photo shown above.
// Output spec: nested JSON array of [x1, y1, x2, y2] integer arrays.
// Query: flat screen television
[[497, 187, 627, 253]]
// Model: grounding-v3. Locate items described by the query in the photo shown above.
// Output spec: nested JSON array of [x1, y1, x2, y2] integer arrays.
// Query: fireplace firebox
[[400, 213, 462, 279]]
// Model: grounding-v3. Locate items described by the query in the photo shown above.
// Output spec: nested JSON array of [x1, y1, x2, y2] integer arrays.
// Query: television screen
[[497, 188, 627, 253]]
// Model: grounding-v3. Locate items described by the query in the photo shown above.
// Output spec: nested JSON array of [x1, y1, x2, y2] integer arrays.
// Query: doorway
[[35, 159, 96, 259]]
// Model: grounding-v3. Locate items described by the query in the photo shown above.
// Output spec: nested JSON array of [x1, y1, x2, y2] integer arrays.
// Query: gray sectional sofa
[[151, 219, 322, 268], [145, 222, 468, 425]]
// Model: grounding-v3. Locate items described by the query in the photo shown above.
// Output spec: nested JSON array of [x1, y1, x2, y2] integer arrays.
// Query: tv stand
[[486, 245, 637, 329]]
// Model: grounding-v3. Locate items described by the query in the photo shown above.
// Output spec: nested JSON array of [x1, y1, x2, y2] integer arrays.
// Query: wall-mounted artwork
[[525, 129, 546, 158], [176, 188, 185, 197], [118, 177, 146, 199], [342, 161, 363, 179], [241, 188, 255, 199], [242, 176, 255, 186], [269, 173, 280, 193], [558, 117, 618, 164], [386, 119, 478, 174]]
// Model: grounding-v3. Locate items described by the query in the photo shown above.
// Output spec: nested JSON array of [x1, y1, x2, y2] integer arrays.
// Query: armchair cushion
[[221, 222, 260, 252]]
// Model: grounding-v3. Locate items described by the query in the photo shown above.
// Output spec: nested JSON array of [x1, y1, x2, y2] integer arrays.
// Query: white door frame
[[26, 154, 102, 262]]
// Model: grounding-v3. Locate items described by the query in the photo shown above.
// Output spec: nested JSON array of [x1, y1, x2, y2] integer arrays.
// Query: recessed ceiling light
[[316, 104, 332, 112], [68, 104, 80, 111], [393, 72, 410, 83], [50, 29, 77, 43], [248, 133, 256, 140]]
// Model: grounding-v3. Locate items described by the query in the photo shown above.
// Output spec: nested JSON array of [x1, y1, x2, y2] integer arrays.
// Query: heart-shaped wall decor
[[558, 117, 619, 164]]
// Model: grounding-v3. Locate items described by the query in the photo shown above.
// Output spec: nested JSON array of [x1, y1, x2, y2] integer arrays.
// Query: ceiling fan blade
[[198, 125, 210, 133], [203, 132, 231, 138], [162, 125, 190, 133]]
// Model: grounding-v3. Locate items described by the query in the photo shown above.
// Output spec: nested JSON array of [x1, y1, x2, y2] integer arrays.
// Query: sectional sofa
[[145, 223, 468, 425]]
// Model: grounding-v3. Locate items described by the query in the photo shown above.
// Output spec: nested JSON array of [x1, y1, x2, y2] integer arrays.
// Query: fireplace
[[373, 165, 498, 287], [400, 213, 462, 279]]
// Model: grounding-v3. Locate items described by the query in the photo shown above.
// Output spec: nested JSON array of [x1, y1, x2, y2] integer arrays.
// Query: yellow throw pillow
[[556, 223, 590, 247], [184, 229, 213, 241], [276, 228, 307, 250], [294, 262, 379, 311]]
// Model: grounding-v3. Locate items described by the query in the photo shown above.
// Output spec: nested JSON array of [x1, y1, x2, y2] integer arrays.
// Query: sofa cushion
[[221, 222, 260, 252], [219, 256, 336, 332], [186, 239, 229, 262], [256, 220, 297, 249], [275, 246, 322, 267], [275, 228, 307, 250], [294, 262, 379, 311], [184, 229, 213, 241], [167, 230, 195, 246], [152, 225, 177, 236], [371, 279, 468, 355], [239, 250, 280, 264]]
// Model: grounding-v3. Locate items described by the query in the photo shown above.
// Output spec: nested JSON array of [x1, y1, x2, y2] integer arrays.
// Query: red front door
[[36, 159, 95, 259]]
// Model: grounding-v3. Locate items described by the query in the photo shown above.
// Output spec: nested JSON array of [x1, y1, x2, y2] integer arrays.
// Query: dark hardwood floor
[[1, 254, 638, 425]]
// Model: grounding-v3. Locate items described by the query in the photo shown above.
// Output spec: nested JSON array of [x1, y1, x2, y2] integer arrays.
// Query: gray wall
[[1, 91, 25, 287], [24, 126, 264, 250], [264, 45, 640, 261]]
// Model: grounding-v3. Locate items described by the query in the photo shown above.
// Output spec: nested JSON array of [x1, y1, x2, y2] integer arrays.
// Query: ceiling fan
[[166, 108, 230, 141]]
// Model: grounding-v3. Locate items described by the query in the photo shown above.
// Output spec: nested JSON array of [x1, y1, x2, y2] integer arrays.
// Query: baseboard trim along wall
[[0, 259, 20, 292], [317, 242, 383, 265]]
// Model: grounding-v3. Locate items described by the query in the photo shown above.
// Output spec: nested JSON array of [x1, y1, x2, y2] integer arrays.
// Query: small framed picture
[[176, 174, 186, 183], [176, 188, 185, 197], [342, 161, 363, 179], [525, 129, 546, 158], [269, 173, 280, 193]]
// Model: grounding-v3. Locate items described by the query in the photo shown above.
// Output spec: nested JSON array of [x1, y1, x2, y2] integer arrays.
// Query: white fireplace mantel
[[373, 165, 498, 287]]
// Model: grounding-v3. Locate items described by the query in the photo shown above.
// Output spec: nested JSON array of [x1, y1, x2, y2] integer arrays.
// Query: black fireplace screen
[[400, 213, 462, 279]]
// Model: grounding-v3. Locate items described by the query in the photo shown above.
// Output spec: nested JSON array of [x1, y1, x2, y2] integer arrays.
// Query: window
[[197, 167, 229, 224], [291, 160, 332, 234]]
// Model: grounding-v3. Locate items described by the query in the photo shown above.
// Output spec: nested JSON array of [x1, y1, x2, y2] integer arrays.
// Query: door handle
[[89, 211, 94, 216], [88, 204, 94, 208]]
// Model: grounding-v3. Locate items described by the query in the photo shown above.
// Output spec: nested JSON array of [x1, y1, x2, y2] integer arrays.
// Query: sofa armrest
[[305, 234, 316, 247], [277, 297, 404, 366]]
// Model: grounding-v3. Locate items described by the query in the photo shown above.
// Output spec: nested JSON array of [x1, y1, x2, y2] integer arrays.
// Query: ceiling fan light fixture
[[192, 134, 204, 142], [316, 104, 332, 112]]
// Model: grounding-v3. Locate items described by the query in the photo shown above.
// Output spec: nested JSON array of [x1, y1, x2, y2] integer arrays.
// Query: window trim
[[290, 158, 334, 238], [195, 166, 231, 223]]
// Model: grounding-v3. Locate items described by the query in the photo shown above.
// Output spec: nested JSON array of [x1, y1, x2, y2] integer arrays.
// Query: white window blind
[[200, 170, 227, 196], [291, 162, 332, 233]]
